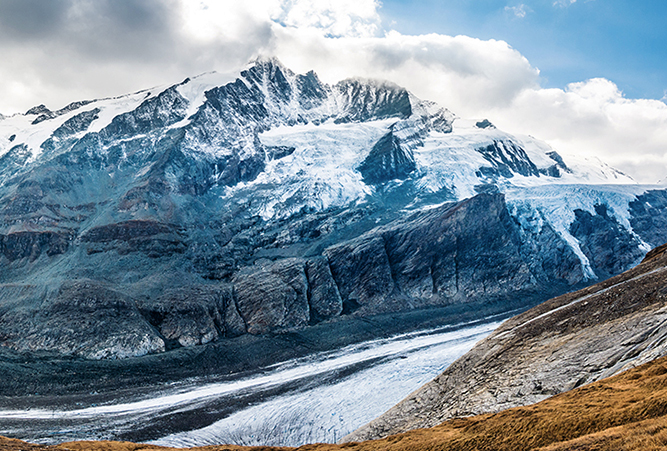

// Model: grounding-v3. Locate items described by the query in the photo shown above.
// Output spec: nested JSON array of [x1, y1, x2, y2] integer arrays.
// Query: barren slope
[[346, 242, 667, 441]]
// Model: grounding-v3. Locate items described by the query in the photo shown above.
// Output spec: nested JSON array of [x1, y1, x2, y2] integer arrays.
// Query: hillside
[[346, 242, 667, 442]]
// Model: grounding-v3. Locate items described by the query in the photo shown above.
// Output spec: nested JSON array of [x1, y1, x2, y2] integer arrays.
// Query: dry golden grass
[[6, 354, 667, 451]]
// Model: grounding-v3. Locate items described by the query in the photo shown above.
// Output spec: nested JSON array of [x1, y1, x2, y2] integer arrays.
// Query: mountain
[[0, 57, 665, 360], [345, 241, 667, 442]]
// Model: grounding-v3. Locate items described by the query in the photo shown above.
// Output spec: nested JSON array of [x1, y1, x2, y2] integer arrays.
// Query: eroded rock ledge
[[0, 193, 591, 359]]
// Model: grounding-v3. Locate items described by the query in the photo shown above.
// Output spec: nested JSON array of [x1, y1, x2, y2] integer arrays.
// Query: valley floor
[[0, 309, 507, 446], [5, 353, 667, 450]]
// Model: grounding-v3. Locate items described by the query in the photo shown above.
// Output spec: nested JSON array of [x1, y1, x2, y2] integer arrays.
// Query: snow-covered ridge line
[[0, 57, 659, 286]]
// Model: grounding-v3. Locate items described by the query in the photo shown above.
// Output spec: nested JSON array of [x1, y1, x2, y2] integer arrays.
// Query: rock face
[[344, 243, 667, 442], [0, 57, 664, 359], [325, 193, 579, 316], [569, 203, 645, 279], [358, 129, 416, 184], [0, 281, 165, 360]]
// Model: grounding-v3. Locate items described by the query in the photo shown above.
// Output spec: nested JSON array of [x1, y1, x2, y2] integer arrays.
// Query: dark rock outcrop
[[475, 119, 494, 129], [0, 281, 165, 359], [137, 286, 242, 348], [357, 130, 416, 184], [233, 259, 310, 334], [629, 189, 667, 247], [570, 203, 645, 278], [52, 108, 100, 138], [81, 220, 185, 257], [305, 257, 343, 322], [0, 230, 73, 261], [326, 194, 576, 316], [476, 140, 540, 178], [334, 79, 412, 123]]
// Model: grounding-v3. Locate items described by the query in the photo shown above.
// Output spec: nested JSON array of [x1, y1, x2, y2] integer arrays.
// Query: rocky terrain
[[0, 57, 665, 360], [345, 241, 667, 442]]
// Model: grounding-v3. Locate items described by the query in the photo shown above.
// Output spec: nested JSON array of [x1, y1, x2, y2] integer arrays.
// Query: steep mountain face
[[345, 242, 667, 442], [0, 57, 665, 359]]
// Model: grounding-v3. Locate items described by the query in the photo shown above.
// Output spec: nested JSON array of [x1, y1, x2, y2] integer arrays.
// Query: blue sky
[[380, 0, 667, 100]]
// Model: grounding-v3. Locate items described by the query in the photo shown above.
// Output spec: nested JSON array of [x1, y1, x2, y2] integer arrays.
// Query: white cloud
[[270, 28, 540, 117], [553, 0, 577, 7], [505, 4, 529, 18], [0, 0, 664, 183], [488, 79, 667, 183], [272, 0, 381, 37]]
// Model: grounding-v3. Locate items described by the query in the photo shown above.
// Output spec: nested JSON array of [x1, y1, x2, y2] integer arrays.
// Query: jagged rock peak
[[25, 104, 51, 115], [334, 77, 412, 123]]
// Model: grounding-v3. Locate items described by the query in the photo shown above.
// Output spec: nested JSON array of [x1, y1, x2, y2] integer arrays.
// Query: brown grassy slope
[[4, 352, 667, 450]]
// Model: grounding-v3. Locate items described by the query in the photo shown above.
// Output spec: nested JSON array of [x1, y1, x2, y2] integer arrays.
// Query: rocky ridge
[[345, 242, 667, 442]]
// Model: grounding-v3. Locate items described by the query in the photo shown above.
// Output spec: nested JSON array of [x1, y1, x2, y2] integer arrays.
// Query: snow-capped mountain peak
[[0, 58, 664, 364]]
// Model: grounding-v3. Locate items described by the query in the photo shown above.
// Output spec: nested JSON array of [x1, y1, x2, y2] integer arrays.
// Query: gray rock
[[476, 140, 540, 178], [138, 286, 225, 348], [223, 287, 247, 337], [305, 257, 343, 321], [325, 194, 572, 316], [334, 79, 412, 124], [233, 259, 310, 334], [357, 130, 416, 184], [0, 280, 164, 359], [344, 243, 667, 442], [325, 236, 395, 314], [629, 189, 667, 247], [570, 203, 645, 279], [52, 108, 100, 139]]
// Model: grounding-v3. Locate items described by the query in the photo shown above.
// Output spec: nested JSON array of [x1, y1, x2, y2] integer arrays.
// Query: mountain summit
[[0, 58, 664, 359]]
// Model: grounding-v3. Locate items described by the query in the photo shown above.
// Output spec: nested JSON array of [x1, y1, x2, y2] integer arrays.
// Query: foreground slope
[[346, 242, 667, 442], [5, 348, 667, 449]]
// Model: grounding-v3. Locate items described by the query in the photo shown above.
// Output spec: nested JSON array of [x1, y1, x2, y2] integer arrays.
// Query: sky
[[0, 0, 665, 183]]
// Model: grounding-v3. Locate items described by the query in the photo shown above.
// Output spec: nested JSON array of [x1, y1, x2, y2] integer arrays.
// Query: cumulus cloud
[[490, 79, 667, 183], [0, 0, 273, 113], [273, 0, 381, 37], [0, 0, 664, 182], [270, 28, 539, 117]]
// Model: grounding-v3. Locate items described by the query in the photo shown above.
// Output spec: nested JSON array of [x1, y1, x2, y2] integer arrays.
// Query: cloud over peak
[[0, 0, 663, 183], [273, 0, 381, 38]]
